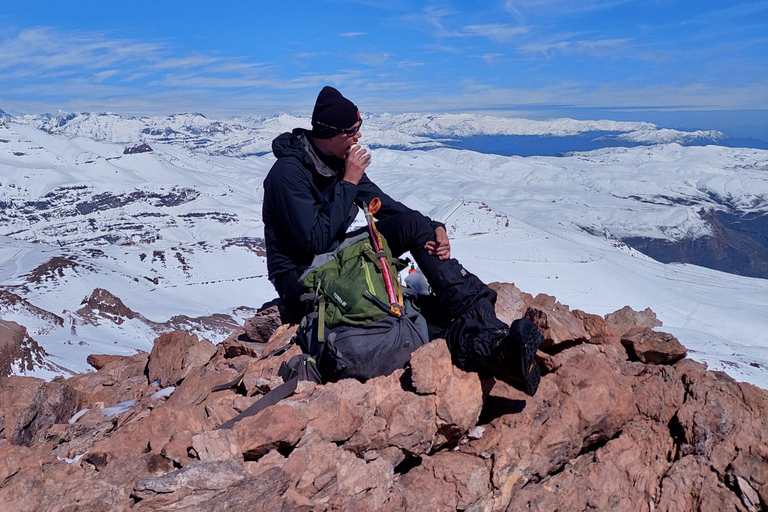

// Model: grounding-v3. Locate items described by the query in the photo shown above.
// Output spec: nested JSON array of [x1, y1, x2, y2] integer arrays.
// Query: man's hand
[[343, 145, 371, 185], [425, 226, 451, 260]]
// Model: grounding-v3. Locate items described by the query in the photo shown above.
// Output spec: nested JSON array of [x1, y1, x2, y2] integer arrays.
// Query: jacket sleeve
[[355, 174, 446, 231], [267, 160, 358, 254]]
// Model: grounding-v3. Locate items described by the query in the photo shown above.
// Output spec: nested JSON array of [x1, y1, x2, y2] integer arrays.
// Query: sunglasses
[[314, 119, 362, 136]]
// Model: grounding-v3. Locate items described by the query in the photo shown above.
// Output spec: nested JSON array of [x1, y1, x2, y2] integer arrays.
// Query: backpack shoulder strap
[[216, 354, 321, 430], [216, 377, 299, 430]]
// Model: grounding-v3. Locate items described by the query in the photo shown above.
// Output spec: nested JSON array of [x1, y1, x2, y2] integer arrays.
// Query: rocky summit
[[0, 283, 765, 512]]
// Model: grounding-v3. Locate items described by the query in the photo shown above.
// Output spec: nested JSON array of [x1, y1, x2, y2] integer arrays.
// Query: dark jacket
[[262, 129, 415, 280]]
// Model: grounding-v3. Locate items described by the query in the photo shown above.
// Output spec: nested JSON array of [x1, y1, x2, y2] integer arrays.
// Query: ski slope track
[[0, 112, 766, 388]]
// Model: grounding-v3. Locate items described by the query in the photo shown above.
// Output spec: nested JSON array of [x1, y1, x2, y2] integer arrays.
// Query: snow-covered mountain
[[14, 111, 727, 156], [0, 111, 766, 389]]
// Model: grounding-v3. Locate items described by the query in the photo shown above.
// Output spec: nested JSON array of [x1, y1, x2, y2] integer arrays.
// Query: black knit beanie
[[311, 86, 360, 139]]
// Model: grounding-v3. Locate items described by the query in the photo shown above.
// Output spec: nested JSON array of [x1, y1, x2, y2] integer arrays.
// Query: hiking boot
[[492, 318, 544, 396]]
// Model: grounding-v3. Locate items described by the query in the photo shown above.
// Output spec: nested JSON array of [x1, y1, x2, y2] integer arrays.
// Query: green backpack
[[301, 232, 401, 329], [298, 232, 429, 381]]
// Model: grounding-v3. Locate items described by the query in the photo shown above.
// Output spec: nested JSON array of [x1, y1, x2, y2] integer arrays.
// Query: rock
[[242, 305, 282, 343], [0, 376, 81, 446], [464, 344, 637, 507], [409, 338, 454, 394], [134, 459, 249, 497], [191, 429, 243, 462], [621, 327, 687, 364], [132, 466, 291, 512], [605, 305, 663, 328], [147, 331, 217, 386], [220, 330, 265, 359], [395, 452, 491, 511], [259, 323, 299, 357], [505, 419, 675, 511], [2, 283, 766, 512], [86, 354, 123, 370], [279, 432, 394, 510], [90, 352, 148, 381], [232, 404, 307, 460], [123, 143, 153, 154], [293, 383, 362, 443], [161, 430, 197, 467], [489, 282, 532, 325], [572, 309, 626, 350], [0, 376, 45, 443], [0, 320, 48, 377], [524, 293, 591, 348]]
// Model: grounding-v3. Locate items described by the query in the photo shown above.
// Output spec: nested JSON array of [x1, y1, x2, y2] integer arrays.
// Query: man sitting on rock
[[262, 86, 543, 395]]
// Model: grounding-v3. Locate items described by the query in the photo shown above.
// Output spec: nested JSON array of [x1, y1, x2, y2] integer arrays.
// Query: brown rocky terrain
[[0, 282, 765, 512]]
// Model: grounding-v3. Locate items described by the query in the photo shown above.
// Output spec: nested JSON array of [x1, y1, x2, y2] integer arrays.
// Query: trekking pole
[[363, 198, 403, 317]]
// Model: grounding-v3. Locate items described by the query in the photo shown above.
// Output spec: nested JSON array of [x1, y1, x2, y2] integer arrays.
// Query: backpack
[[297, 232, 430, 382]]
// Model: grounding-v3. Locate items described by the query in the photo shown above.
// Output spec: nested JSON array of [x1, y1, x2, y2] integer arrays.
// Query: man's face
[[327, 121, 362, 160]]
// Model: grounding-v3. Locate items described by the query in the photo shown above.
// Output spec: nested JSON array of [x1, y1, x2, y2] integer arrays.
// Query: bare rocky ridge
[[0, 320, 50, 377], [0, 283, 765, 511]]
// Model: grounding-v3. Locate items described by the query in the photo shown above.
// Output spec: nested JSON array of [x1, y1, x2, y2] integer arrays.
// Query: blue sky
[[0, 0, 766, 129]]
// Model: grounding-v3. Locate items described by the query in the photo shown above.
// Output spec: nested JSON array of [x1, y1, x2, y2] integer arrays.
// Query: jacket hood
[[272, 128, 340, 178], [272, 128, 310, 162]]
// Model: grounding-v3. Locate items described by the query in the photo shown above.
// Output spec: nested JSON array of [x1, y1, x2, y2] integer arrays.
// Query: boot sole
[[512, 319, 544, 397]]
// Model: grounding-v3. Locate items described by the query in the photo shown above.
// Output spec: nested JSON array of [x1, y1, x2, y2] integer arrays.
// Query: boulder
[[605, 305, 663, 329], [0, 376, 81, 446], [232, 404, 307, 460], [242, 305, 282, 343], [147, 331, 217, 386], [621, 327, 687, 364], [394, 451, 491, 511], [524, 293, 591, 348]]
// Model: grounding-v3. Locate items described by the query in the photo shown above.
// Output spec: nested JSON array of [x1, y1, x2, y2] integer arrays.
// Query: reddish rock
[[243, 305, 282, 343], [232, 404, 307, 460], [409, 338, 454, 394], [294, 383, 362, 443], [605, 305, 662, 329], [629, 364, 686, 423], [161, 430, 197, 467], [0, 320, 48, 377], [489, 282, 533, 326], [191, 429, 242, 462], [279, 433, 394, 510], [220, 330, 265, 359], [86, 353, 123, 370], [524, 293, 591, 348], [259, 323, 299, 357], [0, 376, 81, 446], [572, 309, 626, 350], [621, 327, 687, 364], [395, 451, 491, 511], [147, 331, 217, 386], [506, 419, 675, 511], [0, 376, 45, 443], [1, 283, 765, 512]]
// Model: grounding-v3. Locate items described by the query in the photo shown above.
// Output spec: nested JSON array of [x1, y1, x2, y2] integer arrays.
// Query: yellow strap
[[318, 297, 325, 343], [362, 260, 376, 296]]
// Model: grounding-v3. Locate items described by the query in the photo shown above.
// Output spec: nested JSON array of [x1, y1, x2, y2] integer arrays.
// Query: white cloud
[[504, 0, 642, 19], [354, 52, 391, 66], [478, 53, 507, 65], [520, 37, 631, 57], [339, 32, 367, 38], [462, 23, 528, 42], [94, 69, 120, 82]]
